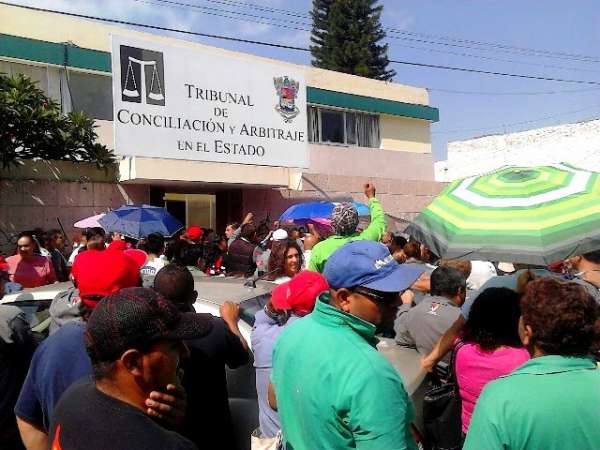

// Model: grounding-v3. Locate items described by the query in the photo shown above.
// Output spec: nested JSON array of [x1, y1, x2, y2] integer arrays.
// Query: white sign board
[[111, 34, 308, 168]]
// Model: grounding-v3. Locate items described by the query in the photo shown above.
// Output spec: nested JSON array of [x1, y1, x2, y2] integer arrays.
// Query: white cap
[[497, 262, 516, 273], [271, 229, 289, 241], [467, 260, 498, 290]]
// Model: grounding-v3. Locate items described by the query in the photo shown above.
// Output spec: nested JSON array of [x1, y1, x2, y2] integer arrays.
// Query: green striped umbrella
[[406, 163, 600, 265]]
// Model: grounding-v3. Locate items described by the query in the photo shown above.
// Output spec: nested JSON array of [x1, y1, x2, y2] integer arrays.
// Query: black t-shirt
[[50, 381, 197, 450], [180, 317, 250, 450]]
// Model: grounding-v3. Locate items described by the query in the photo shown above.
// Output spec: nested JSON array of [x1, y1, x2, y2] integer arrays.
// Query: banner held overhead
[[111, 34, 308, 168]]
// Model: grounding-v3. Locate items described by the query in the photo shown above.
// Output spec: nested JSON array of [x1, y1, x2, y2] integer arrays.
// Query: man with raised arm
[[308, 182, 386, 273]]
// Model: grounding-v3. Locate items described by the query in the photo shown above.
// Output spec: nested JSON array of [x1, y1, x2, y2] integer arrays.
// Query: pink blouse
[[455, 343, 530, 433], [6, 254, 57, 288]]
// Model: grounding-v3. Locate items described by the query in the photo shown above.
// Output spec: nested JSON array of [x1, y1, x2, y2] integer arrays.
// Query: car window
[[7, 300, 52, 329], [238, 293, 270, 327]]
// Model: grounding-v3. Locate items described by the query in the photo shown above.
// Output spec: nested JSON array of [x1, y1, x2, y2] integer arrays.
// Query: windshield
[[238, 293, 270, 327]]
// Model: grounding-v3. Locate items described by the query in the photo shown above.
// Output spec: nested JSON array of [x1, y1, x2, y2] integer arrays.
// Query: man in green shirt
[[271, 240, 425, 450], [464, 277, 600, 450], [308, 183, 386, 273]]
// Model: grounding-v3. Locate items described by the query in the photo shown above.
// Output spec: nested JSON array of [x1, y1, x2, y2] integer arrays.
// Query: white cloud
[[7, 0, 307, 46], [9, 0, 217, 43], [10, 0, 141, 19], [234, 21, 273, 37], [381, 5, 415, 31], [276, 29, 310, 47]]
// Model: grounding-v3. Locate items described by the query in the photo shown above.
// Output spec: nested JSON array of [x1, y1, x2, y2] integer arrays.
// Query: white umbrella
[[74, 213, 105, 229]]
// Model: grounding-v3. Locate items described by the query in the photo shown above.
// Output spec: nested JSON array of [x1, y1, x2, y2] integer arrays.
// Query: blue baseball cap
[[323, 240, 425, 293]]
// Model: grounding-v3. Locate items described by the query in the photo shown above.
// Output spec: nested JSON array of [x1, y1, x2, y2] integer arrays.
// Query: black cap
[[86, 287, 213, 362]]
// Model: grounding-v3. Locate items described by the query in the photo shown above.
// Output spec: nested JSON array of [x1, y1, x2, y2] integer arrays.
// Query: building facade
[[1, 3, 443, 250], [435, 119, 600, 182]]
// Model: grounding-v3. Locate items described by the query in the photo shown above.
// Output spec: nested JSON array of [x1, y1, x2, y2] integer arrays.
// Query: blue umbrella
[[99, 204, 184, 239], [279, 200, 370, 224]]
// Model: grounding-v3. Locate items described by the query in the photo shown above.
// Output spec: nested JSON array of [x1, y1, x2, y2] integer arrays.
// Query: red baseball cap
[[72, 249, 141, 307], [124, 249, 148, 267], [271, 271, 329, 316], [186, 226, 203, 241], [106, 241, 147, 271], [107, 240, 128, 252]]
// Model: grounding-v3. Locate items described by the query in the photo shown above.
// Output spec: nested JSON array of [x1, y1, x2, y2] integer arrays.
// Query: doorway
[[163, 193, 216, 230], [164, 199, 186, 226]]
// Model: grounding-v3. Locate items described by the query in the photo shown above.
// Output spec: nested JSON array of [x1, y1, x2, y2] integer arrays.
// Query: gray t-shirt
[[395, 295, 461, 363]]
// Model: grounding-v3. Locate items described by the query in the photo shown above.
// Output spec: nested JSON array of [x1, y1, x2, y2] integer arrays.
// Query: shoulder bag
[[422, 341, 464, 450]]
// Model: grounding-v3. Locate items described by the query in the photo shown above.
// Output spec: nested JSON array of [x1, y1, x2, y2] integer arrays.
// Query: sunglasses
[[351, 286, 397, 303]]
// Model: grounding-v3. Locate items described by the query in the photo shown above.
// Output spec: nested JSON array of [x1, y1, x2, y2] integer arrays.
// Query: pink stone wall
[[308, 144, 436, 181], [0, 154, 445, 255], [0, 179, 149, 255]]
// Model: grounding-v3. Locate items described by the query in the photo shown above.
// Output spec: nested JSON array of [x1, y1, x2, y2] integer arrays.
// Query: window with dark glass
[[307, 106, 380, 148], [320, 109, 345, 144]]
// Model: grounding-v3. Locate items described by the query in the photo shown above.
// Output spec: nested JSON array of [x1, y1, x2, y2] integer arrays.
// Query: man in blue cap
[[270, 240, 424, 450]]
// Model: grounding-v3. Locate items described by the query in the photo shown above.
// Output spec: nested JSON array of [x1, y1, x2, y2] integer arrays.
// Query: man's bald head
[[153, 264, 197, 311]]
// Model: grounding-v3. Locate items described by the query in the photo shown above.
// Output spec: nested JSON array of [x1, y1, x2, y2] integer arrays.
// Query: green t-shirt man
[[308, 183, 386, 273], [271, 240, 425, 450], [271, 295, 417, 450]]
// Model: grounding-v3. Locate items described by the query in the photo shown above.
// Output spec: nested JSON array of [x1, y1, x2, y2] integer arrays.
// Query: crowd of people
[[0, 181, 599, 450]]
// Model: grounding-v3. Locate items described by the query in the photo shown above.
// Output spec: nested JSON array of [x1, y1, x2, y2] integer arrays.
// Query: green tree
[[310, 0, 395, 81], [0, 72, 115, 169]]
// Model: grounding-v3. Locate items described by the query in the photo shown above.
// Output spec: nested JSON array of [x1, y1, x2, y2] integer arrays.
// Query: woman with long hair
[[266, 240, 303, 284], [455, 287, 529, 434]]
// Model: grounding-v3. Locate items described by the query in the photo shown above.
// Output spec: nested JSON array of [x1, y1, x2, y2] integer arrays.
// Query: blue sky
[[10, 0, 600, 160]]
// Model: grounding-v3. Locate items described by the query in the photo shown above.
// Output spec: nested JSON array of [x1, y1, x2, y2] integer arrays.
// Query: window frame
[[310, 104, 378, 148], [317, 107, 346, 145]]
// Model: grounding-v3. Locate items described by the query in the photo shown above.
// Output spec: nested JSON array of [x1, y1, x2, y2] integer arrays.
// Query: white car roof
[[0, 281, 73, 304], [1, 275, 425, 395], [0, 276, 275, 305]]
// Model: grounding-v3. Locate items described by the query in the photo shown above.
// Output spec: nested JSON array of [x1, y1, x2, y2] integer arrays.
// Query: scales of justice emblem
[[273, 76, 300, 123], [120, 46, 165, 106]]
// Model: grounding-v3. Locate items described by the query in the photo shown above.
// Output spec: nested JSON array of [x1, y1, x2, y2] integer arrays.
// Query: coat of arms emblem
[[273, 76, 300, 123]]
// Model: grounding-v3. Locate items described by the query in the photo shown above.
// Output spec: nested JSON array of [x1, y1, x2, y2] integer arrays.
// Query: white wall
[[435, 119, 600, 181]]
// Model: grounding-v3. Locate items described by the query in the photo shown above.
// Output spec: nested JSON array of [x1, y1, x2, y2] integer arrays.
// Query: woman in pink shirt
[[6, 232, 57, 288], [455, 287, 529, 434]]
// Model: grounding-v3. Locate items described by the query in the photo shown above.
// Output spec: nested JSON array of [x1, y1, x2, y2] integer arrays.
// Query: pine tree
[[310, 0, 396, 81]]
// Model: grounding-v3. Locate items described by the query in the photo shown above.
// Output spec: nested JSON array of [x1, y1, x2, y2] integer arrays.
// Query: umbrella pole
[[56, 217, 70, 247]]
